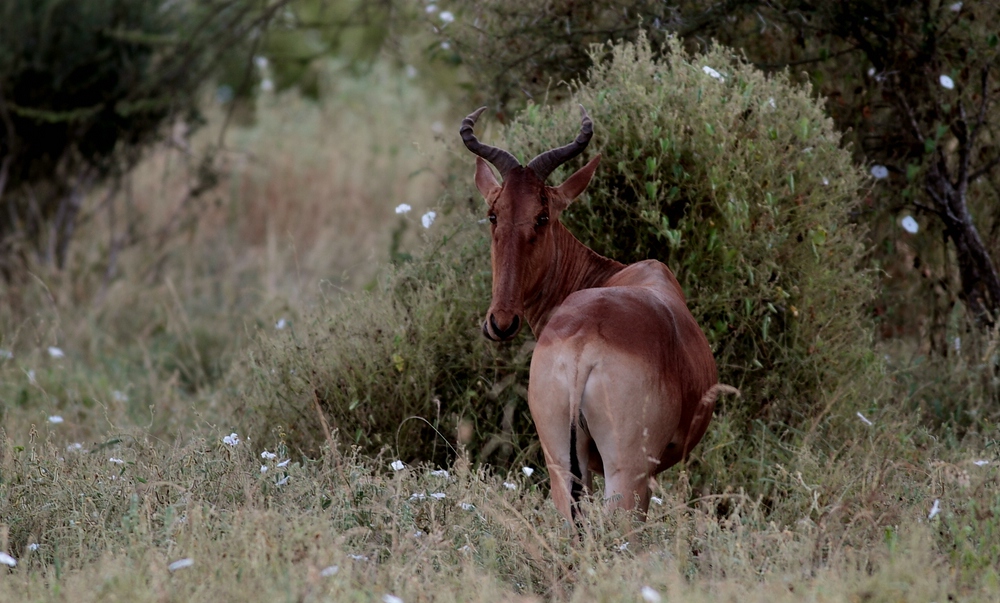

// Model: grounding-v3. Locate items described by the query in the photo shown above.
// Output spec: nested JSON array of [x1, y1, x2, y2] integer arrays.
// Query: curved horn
[[526, 105, 594, 182], [461, 107, 521, 177]]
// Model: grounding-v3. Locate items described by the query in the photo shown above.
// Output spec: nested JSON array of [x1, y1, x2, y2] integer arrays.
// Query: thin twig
[[312, 389, 336, 452]]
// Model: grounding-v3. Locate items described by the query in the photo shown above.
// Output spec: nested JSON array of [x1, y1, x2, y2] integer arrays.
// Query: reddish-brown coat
[[467, 112, 736, 520]]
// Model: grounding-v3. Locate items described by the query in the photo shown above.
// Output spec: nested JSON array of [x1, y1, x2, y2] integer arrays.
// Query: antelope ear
[[552, 154, 601, 211], [475, 157, 501, 198]]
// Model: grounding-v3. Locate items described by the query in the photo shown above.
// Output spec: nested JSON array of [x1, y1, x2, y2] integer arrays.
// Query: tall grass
[[0, 61, 449, 441]]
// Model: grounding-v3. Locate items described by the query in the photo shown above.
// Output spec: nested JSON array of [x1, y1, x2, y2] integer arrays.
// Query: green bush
[[503, 36, 879, 426], [247, 35, 884, 477]]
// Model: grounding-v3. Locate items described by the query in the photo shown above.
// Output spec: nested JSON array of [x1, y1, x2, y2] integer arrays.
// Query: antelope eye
[[535, 214, 549, 227], [488, 213, 497, 224]]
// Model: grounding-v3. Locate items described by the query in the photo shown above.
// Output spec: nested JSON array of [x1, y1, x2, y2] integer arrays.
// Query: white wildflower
[[48, 415, 64, 424], [111, 390, 128, 402], [430, 492, 446, 500], [390, 459, 405, 471], [641, 586, 663, 603], [460, 502, 475, 511], [27, 370, 36, 384], [856, 412, 873, 426], [929, 499, 941, 520], [254, 55, 269, 69], [277, 459, 291, 468], [395, 204, 412, 215], [521, 466, 534, 477], [405, 65, 418, 79], [410, 492, 426, 501], [348, 554, 369, 561], [48, 346, 65, 358], [430, 469, 450, 478], [28, 543, 39, 552], [954, 337, 961, 352], [421, 211, 437, 229], [260, 465, 268, 473], [940, 75, 955, 90], [0, 349, 12, 359], [867, 67, 876, 77], [974, 459, 990, 466], [276, 475, 290, 486], [223, 432, 240, 447], [702, 65, 723, 80], [870, 165, 889, 179], [0, 552, 17, 567], [901, 216, 919, 234], [67, 443, 83, 452], [320, 565, 339, 576], [413, 530, 424, 538], [650, 496, 664, 505], [822, 177, 830, 186], [503, 481, 517, 490], [440, 41, 451, 50], [425, 4, 437, 13], [767, 97, 776, 109], [275, 318, 287, 330], [458, 544, 472, 552], [261, 450, 277, 461], [439, 10, 454, 23], [261, 78, 274, 93], [950, 1, 962, 11], [617, 542, 630, 552], [109, 457, 125, 465], [168, 558, 194, 572]]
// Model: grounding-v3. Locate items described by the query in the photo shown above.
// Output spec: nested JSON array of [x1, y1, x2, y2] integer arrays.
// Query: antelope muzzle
[[483, 312, 521, 341]]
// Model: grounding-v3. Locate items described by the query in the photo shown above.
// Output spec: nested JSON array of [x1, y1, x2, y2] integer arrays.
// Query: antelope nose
[[488, 314, 521, 340]]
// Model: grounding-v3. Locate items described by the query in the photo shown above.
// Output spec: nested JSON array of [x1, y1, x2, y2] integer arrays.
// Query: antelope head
[[461, 105, 601, 341]]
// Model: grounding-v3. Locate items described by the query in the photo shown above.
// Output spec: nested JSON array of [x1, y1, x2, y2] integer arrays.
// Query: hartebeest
[[462, 105, 737, 520]]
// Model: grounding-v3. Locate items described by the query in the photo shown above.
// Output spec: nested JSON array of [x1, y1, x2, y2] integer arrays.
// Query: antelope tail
[[702, 383, 741, 404], [682, 383, 741, 459]]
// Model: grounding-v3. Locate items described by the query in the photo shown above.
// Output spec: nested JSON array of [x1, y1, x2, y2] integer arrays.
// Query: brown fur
[[475, 152, 737, 520]]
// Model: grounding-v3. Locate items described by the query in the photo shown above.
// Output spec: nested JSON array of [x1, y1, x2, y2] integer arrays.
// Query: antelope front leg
[[603, 465, 652, 515]]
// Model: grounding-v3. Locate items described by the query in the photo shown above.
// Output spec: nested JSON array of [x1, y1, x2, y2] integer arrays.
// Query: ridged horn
[[526, 105, 593, 181], [460, 107, 521, 177]]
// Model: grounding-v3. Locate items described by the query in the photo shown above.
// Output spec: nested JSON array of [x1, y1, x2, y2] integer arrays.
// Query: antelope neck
[[522, 222, 625, 336]]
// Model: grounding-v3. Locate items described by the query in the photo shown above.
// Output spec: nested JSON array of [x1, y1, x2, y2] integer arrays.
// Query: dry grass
[[0, 414, 997, 601]]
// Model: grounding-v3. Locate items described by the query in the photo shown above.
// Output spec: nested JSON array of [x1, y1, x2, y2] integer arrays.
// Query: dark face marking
[[484, 167, 554, 341]]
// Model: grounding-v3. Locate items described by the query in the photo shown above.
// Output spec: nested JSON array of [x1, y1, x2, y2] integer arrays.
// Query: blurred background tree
[[0, 0, 409, 281], [0, 0, 290, 276]]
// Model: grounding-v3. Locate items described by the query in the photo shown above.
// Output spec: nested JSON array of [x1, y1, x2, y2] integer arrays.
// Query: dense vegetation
[[249, 37, 882, 496], [1, 1, 999, 600]]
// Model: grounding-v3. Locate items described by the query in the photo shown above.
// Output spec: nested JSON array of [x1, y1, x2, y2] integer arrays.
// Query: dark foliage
[[0, 0, 289, 273]]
